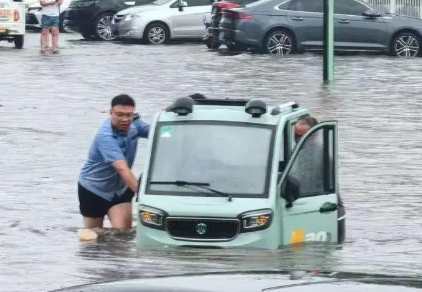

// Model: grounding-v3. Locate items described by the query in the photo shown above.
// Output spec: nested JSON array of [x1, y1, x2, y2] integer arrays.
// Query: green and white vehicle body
[[135, 97, 345, 250]]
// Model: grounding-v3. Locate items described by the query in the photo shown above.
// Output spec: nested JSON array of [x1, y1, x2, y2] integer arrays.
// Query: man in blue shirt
[[78, 94, 150, 230]]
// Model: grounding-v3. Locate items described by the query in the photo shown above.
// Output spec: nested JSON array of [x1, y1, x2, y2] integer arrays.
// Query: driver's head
[[295, 115, 318, 142]]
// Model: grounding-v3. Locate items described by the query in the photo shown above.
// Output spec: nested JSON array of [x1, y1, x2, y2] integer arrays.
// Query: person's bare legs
[[40, 28, 49, 52], [51, 26, 59, 52], [108, 203, 132, 229], [83, 217, 104, 228]]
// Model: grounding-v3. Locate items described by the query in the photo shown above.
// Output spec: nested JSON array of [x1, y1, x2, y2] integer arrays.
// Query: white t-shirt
[[40, 0, 60, 16]]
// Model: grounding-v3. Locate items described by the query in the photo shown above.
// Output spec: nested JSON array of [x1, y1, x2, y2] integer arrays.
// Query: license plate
[[0, 9, 11, 17], [219, 31, 224, 41]]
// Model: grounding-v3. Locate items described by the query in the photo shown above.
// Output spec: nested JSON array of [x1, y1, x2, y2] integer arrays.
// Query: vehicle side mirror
[[280, 175, 300, 208], [362, 9, 380, 18], [178, 0, 187, 10]]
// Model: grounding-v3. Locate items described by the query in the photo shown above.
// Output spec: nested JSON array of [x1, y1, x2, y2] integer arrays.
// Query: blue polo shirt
[[78, 118, 150, 202]]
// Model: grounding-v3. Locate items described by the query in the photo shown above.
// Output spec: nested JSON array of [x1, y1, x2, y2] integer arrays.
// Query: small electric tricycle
[[135, 96, 345, 249]]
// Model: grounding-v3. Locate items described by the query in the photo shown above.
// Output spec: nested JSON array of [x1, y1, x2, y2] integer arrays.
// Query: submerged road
[[1, 31, 422, 292]]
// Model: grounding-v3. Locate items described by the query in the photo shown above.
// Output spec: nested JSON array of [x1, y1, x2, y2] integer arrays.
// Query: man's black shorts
[[78, 182, 135, 218]]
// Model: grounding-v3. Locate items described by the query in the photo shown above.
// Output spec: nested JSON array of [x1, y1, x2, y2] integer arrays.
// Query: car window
[[335, 0, 369, 15], [288, 0, 323, 13], [186, 0, 212, 6], [278, 0, 290, 9]]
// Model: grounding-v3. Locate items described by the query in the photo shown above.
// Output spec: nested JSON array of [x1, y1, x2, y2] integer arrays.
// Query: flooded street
[[1, 31, 422, 292]]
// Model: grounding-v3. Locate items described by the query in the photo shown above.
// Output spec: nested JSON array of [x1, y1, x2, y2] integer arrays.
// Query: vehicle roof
[[50, 271, 422, 292], [156, 97, 308, 126]]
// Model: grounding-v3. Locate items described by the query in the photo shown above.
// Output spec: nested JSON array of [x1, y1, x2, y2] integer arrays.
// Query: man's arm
[[111, 160, 139, 193], [133, 115, 150, 138], [97, 134, 139, 193]]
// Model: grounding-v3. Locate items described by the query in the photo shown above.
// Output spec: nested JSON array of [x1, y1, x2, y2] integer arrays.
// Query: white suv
[[0, 0, 25, 48]]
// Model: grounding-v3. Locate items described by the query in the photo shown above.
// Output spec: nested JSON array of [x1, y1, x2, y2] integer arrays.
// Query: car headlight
[[239, 209, 273, 232], [139, 205, 166, 230], [125, 12, 141, 21]]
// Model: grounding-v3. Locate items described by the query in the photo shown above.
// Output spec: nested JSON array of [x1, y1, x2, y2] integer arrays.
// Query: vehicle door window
[[185, 0, 212, 6], [278, 0, 291, 9], [285, 127, 335, 197], [288, 0, 323, 13], [335, 0, 369, 15]]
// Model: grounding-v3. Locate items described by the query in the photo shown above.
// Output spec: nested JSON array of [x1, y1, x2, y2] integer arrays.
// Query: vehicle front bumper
[[25, 12, 42, 28], [114, 18, 146, 40], [136, 223, 279, 250]]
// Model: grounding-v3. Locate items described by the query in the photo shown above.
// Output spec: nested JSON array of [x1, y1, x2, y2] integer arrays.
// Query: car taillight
[[225, 11, 253, 20], [216, 2, 239, 9], [14, 10, 20, 21]]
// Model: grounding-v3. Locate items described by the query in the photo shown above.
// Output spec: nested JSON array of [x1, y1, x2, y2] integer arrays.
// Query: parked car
[[63, 0, 155, 41], [0, 0, 25, 48], [25, 0, 73, 32], [219, 0, 422, 57], [112, 0, 213, 44], [202, 0, 257, 50]]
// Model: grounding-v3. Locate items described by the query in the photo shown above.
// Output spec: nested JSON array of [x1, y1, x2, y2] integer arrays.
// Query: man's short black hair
[[111, 94, 135, 108]]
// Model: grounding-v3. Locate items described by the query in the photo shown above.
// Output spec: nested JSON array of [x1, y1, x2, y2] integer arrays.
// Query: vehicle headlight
[[125, 12, 141, 21], [139, 205, 166, 230], [239, 209, 273, 232]]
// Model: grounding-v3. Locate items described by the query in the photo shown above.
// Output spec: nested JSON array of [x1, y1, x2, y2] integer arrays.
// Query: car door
[[283, 0, 324, 50], [334, 0, 388, 50], [170, 0, 212, 37], [279, 121, 339, 245]]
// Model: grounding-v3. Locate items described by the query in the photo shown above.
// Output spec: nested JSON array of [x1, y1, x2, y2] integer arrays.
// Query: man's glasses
[[112, 111, 135, 120]]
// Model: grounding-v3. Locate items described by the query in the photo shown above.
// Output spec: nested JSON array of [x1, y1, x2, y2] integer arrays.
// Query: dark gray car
[[219, 0, 422, 57]]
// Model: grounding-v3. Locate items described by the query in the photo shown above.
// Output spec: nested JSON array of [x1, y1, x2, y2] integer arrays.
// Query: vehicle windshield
[[146, 122, 275, 198], [151, 0, 173, 5]]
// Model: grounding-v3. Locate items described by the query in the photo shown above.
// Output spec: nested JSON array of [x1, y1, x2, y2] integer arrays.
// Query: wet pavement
[[1, 31, 422, 292]]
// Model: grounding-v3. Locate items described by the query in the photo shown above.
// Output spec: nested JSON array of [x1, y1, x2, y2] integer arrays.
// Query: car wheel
[[264, 29, 294, 55], [392, 32, 420, 57], [14, 35, 23, 49], [94, 12, 116, 41], [145, 23, 168, 45]]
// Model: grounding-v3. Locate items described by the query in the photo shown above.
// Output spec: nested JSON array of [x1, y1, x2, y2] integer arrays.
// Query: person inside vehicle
[[291, 115, 345, 214]]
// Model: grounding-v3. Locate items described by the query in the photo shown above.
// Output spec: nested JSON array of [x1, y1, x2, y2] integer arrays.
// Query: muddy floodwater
[[1, 31, 422, 292]]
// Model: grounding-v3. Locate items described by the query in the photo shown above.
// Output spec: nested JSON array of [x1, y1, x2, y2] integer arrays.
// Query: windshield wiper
[[149, 180, 233, 202]]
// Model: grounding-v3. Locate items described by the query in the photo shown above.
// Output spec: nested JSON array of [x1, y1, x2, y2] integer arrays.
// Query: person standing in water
[[39, 0, 62, 53]]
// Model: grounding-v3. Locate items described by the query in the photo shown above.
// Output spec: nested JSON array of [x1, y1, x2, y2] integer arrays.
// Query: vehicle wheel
[[264, 29, 294, 55], [206, 39, 221, 49], [93, 12, 116, 41], [391, 32, 420, 57], [14, 35, 23, 49], [144, 23, 168, 45]]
